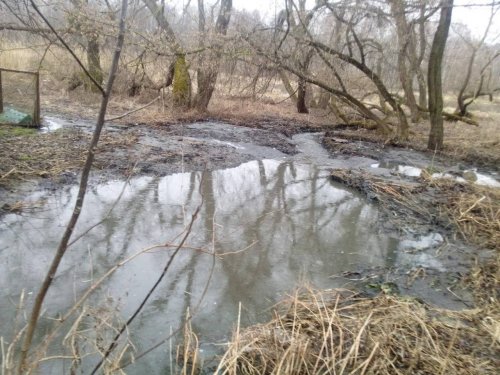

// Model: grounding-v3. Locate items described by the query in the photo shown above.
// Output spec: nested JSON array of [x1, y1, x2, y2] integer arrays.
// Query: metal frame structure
[[0, 67, 41, 126]]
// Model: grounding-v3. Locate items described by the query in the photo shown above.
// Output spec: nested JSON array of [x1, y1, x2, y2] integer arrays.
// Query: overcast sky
[[229, 0, 500, 41], [453, 0, 500, 40], [172, 0, 499, 41]]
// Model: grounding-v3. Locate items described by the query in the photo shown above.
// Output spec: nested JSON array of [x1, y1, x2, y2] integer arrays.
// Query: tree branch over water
[[17, 1, 129, 373]]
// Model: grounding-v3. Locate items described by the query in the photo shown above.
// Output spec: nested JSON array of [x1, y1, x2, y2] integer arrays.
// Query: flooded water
[[0, 157, 404, 373], [2, 125, 472, 373]]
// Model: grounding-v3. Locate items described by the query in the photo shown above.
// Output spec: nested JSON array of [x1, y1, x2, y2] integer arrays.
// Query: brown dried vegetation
[[218, 288, 499, 375]]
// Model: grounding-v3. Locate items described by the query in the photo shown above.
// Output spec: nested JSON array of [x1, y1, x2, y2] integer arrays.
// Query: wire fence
[[0, 68, 40, 127]]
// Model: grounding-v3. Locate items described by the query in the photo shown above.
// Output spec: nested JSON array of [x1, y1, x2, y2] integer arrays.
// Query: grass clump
[[218, 288, 499, 375], [437, 181, 500, 250], [432, 181, 499, 307]]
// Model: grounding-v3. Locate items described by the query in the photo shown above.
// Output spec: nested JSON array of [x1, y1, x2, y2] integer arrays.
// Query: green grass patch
[[0, 125, 37, 138]]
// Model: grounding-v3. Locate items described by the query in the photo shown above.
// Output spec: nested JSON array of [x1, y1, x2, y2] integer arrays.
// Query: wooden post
[[34, 72, 41, 126], [0, 70, 3, 113]]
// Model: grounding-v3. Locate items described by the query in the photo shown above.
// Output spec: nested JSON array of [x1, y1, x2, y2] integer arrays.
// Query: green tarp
[[0, 107, 33, 126]]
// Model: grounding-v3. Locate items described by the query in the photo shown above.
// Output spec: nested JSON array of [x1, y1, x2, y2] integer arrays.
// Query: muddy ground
[[0, 118, 296, 204], [1, 113, 497, 202]]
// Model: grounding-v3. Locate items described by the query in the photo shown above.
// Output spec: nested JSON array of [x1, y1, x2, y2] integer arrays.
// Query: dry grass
[[207, 97, 333, 128], [466, 254, 500, 307], [432, 181, 499, 307], [217, 287, 499, 375], [330, 169, 499, 307], [176, 311, 204, 375], [0, 129, 87, 185], [420, 97, 500, 167], [433, 180, 500, 308], [432, 180, 500, 251], [330, 168, 499, 252]]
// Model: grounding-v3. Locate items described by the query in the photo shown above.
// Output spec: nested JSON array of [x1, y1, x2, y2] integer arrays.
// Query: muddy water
[[2, 126, 469, 373]]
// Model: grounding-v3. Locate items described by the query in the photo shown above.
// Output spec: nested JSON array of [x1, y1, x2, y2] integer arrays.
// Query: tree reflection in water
[[0, 159, 398, 373]]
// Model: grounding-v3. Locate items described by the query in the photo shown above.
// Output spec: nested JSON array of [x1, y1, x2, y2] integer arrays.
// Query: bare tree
[[193, 0, 233, 110], [455, 4, 499, 116], [389, 0, 421, 122], [275, 0, 316, 113], [143, 0, 192, 107], [428, 0, 453, 151], [388, 0, 437, 121], [69, 0, 104, 92]]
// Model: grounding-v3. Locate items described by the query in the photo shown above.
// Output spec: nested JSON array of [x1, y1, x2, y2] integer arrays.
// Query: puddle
[[0, 123, 481, 373], [40, 116, 63, 132], [0, 159, 420, 373], [293, 133, 376, 169], [39, 115, 129, 133]]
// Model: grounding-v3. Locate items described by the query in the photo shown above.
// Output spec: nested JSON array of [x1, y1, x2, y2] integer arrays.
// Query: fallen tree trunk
[[443, 111, 479, 126], [417, 105, 478, 126]]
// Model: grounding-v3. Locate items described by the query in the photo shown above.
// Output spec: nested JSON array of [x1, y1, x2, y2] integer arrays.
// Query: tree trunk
[[278, 69, 298, 103], [398, 48, 420, 122], [428, 0, 453, 151], [193, 0, 232, 111], [389, 0, 420, 122], [376, 55, 388, 113], [143, 0, 192, 108], [415, 6, 428, 110], [86, 34, 103, 93], [296, 49, 314, 114], [317, 90, 331, 109], [173, 54, 191, 107], [417, 71, 427, 110], [69, 0, 103, 93], [297, 77, 308, 113]]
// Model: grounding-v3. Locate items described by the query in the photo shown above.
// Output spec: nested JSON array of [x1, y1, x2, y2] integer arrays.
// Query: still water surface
[[0, 159, 399, 373]]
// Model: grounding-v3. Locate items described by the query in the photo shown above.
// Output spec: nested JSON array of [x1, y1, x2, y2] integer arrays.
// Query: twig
[[105, 96, 160, 122], [459, 196, 486, 220], [17, 1, 129, 373], [0, 168, 16, 179]]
